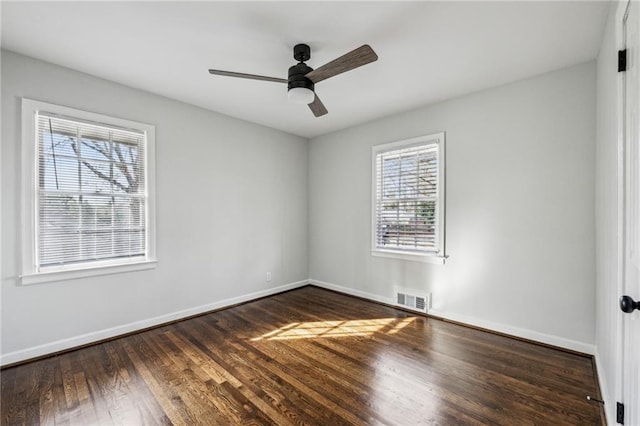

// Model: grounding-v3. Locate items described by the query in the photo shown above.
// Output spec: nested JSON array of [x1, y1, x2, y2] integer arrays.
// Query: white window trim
[[371, 249, 446, 264], [20, 98, 157, 285], [371, 132, 447, 264]]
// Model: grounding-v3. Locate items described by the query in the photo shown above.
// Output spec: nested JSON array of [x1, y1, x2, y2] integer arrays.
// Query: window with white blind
[[21, 99, 156, 284], [372, 133, 446, 263]]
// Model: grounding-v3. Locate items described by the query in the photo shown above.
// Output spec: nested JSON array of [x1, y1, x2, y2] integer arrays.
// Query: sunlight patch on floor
[[251, 317, 417, 341]]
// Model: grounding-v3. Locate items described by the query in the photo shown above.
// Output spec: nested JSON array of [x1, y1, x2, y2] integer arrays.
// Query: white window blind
[[373, 133, 445, 258], [36, 112, 147, 269]]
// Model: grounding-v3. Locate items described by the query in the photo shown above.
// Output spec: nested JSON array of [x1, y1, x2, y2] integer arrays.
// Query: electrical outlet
[[265, 272, 272, 282]]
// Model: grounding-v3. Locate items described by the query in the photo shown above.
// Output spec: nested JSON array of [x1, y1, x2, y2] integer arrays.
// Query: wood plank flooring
[[1, 286, 604, 425]]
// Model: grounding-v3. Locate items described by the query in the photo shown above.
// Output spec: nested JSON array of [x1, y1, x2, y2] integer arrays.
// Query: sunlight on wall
[[251, 317, 417, 341]]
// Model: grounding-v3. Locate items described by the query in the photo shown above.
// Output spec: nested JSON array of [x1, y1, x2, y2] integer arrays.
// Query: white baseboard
[[309, 279, 395, 305], [428, 308, 595, 355], [309, 278, 595, 355], [594, 351, 612, 425], [0, 280, 308, 366], [2, 278, 597, 366]]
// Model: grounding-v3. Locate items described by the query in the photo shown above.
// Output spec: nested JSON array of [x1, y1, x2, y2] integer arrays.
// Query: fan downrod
[[293, 44, 311, 62]]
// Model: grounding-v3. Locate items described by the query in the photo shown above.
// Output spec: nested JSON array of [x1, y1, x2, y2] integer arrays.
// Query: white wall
[[1, 48, 601, 365], [595, 3, 621, 424], [309, 62, 597, 352], [1, 50, 309, 364]]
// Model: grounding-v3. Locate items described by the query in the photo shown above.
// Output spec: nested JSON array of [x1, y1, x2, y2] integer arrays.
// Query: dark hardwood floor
[[1, 286, 604, 425]]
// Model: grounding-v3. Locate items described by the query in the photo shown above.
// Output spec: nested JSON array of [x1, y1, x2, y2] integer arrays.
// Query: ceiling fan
[[208, 43, 378, 117]]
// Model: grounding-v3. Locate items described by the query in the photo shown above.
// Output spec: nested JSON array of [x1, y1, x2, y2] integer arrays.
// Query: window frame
[[371, 132, 446, 264], [20, 98, 157, 285]]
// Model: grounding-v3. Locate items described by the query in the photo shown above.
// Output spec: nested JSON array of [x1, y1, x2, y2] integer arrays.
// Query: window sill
[[371, 249, 447, 264], [20, 259, 157, 285]]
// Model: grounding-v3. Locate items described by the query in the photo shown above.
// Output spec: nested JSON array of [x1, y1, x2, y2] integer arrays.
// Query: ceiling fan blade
[[308, 94, 328, 117], [208, 69, 287, 84], [305, 45, 378, 84]]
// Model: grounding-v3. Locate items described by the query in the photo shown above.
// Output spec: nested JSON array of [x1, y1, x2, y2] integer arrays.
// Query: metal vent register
[[396, 290, 429, 313]]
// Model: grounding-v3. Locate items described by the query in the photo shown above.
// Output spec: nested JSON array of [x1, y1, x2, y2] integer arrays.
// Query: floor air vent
[[396, 289, 429, 313]]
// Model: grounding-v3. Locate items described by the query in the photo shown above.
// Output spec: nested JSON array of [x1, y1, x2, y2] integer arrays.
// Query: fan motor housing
[[288, 63, 314, 92]]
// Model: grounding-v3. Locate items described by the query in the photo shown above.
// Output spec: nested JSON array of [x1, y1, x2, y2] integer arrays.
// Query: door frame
[[615, 0, 634, 422]]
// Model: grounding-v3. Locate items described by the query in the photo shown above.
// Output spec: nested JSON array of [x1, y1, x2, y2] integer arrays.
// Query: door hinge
[[617, 401, 625, 424], [619, 49, 627, 72]]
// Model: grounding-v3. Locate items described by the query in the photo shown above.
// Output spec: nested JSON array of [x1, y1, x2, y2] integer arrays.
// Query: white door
[[621, 1, 640, 424]]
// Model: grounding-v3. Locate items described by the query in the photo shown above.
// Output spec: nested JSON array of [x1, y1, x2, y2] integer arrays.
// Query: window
[[372, 133, 446, 263], [21, 99, 156, 284]]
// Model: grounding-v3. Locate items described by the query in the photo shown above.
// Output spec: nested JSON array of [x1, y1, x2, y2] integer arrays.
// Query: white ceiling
[[1, 1, 610, 138]]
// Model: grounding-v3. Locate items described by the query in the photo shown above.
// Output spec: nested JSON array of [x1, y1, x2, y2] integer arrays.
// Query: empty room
[[1, 1, 639, 425]]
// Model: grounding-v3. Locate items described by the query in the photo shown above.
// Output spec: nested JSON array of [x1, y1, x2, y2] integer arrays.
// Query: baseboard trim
[[309, 279, 395, 306], [309, 278, 595, 356], [2, 278, 596, 366], [1, 280, 308, 367], [428, 308, 595, 355], [594, 351, 612, 425]]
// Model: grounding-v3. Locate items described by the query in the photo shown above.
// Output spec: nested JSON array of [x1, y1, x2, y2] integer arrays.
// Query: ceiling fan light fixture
[[208, 43, 378, 118], [288, 87, 315, 104], [288, 60, 315, 105]]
